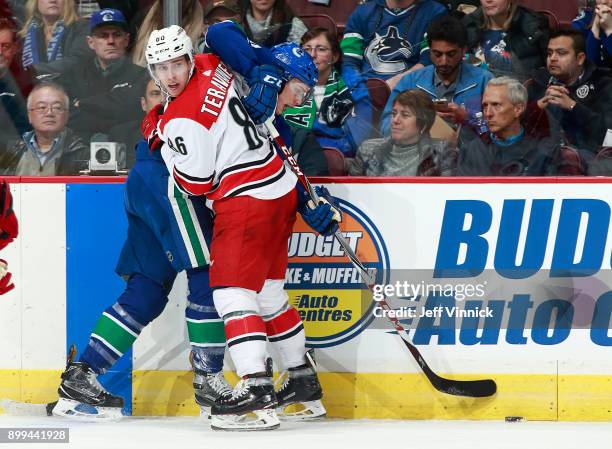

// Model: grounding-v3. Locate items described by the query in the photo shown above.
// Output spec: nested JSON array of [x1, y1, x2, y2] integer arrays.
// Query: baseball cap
[[203, 0, 242, 18], [89, 9, 129, 33]]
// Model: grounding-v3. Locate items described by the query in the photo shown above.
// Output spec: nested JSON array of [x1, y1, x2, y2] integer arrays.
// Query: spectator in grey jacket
[[0, 81, 88, 175], [459, 77, 562, 176], [347, 89, 457, 176]]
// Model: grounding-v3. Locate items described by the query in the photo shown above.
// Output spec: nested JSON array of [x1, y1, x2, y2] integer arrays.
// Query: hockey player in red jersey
[[144, 25, 341, 430], [0, 180, 18, 295]]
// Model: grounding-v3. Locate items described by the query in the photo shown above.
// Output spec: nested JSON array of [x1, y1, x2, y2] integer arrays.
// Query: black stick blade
[[402, 338, 497, 398]]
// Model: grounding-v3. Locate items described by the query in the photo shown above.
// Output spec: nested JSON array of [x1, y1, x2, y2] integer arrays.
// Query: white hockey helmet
[[146, 24, 194, 65], [145, 25, 195, 93]]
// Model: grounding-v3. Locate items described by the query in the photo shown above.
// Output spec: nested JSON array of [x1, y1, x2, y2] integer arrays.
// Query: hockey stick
[[264, 120, 496, 398]]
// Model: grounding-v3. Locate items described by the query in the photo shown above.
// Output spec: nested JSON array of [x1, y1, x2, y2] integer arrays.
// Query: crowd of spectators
[[0, 0, 610, 177]]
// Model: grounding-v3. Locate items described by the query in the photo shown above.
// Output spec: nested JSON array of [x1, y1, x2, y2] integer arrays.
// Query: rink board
[[0, 177, 611, 420]]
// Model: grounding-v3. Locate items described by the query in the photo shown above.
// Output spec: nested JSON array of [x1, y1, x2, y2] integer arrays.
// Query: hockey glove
[[0, 181, 18, 251], [298, 186, 342, 236], [141, 104, 164, 152], [320, 89, 355, 128], [0, 260, 14, 295], [242, 65, 284, 125]]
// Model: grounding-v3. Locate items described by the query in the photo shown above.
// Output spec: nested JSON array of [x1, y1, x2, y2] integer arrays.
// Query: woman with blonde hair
[[19, 0, 90, 73], [131, 0, 204, 67], [462, 0, 549, 80]]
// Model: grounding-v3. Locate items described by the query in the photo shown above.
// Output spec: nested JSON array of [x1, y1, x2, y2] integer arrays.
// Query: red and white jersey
[[158, 53, 296, 201]]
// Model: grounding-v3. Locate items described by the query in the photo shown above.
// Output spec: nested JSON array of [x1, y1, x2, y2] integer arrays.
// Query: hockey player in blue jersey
[[52, 78, 230, 421]]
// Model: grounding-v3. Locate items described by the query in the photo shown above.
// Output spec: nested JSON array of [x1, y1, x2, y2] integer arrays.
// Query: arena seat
[[536, 9, 560, 30], [366, 77, 391, 129], [322, 147, 348, 176], [286, 0, 362, 32], [516, 0, 578, 27], [298, 13, 338, 36]]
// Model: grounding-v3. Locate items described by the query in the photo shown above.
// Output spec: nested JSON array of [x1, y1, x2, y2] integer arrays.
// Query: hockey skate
[[52, 353, 124, 421], [210, 373, 280, 431], [193, 369, 232, 418], [275, 349, 326, 421]]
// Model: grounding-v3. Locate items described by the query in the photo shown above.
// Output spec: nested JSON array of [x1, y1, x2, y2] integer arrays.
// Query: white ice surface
[[1, 416, 611, 449]]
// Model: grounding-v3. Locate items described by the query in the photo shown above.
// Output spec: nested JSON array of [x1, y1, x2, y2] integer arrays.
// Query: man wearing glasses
[[0, 81, 88, 175], [53, 8, 147, 143]]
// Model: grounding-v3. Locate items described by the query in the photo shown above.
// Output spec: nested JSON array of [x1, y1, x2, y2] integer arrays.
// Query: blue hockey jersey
[[340, 0, 447, 83]]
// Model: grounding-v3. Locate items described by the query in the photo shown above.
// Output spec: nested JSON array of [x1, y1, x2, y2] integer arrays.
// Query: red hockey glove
[[0, 259, 14, 295], [141, 104, 164, 152], [0, 181, 18, 251]]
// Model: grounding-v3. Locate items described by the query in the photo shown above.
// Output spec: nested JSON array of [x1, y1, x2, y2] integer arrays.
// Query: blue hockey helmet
[[271, 42, 318, 88]]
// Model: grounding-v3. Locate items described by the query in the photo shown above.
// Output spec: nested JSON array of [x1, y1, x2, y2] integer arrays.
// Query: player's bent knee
[[257, 279, 289, 317], [117, 273, 170, 325]]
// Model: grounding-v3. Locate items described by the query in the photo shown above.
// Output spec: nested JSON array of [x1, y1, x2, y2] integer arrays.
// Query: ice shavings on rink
[[1, 415, 611, 449]]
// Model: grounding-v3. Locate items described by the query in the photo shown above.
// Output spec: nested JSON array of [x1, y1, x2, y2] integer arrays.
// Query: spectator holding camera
[[458, 77, 562, 176], [19, 0, 91, 74], [55, 9, 147, 142], [526, 29, 612, 154], [0, 81, 88, 175], [572, 0, 612, 68], [347, 89, 457, 176], [381, 16, 493, 136], [280, 27, 369, 157], [462, 0, 549, 81]]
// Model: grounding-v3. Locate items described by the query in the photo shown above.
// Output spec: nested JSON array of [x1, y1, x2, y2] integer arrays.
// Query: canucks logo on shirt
[[364, 26, 415, 75]]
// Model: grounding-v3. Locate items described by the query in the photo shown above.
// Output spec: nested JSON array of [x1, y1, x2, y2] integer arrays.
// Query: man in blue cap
[[52, 8, 148, 150]]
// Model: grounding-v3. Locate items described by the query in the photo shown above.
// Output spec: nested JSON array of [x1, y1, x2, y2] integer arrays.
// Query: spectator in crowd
[[19, 0, 91, 74], [131, 0, 204, 67], [347, 89, 457, 176], [0, 81, 88, 175], [75, 1, 139, 22], [572, 0, 612, 68], [281, 26, 369, 157], [0, 18, 31, 150], [109, 77, 162, 170], [458, 77, 562, 176], [55, 9, 147, 142], [340, 0, 448, 96], [0, 18, 35, 97], [240, 0, 307, 47], [435, 0, 479, 18], [204, 0, 243, 29], [381, 16, 493, 135], [2, 0, 24, 25], [526, 29, 612, 154], [462, 0, 549, 81]]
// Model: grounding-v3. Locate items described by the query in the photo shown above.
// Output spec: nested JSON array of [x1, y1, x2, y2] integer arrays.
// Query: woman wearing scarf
[[346, 89, 457, 176], [19, 0, 90, 75], [282, 27, 371, 157]]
